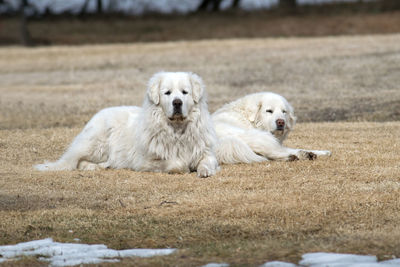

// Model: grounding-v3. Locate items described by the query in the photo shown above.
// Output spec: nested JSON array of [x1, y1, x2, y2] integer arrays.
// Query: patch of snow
[[260, 261, 297, 267], [261, 253, 400, 267], [201, 263, 230, 267], [303, 263, 393, 267], [299, 252, 378, 266], [298, 0, 376, 4], [381, 259, 400, 265], [0, 238, 176, 267], [2, 240, 399, 267]]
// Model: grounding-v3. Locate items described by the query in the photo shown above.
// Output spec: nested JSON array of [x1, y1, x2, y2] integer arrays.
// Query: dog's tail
[[216, 136, 267, 165]]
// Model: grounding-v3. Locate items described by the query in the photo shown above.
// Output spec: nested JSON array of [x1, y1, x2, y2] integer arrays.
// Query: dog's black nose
[[276, 119, 285, 130], [173, 99, 182, 108]]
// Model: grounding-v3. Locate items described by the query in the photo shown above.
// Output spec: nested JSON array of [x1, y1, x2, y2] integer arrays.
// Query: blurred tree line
[[1, 0, 299, 16], [1, 0, 399, 46], [197, 0, 296, 11], [2, 0, 301, 46]]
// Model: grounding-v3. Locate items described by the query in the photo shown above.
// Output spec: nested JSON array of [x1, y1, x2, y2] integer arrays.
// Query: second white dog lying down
[[212, 92, 331, 164], [35, 72, 219, 177]]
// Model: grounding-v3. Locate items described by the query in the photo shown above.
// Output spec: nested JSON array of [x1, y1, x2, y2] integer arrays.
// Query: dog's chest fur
[[139, 104, 206, 169]]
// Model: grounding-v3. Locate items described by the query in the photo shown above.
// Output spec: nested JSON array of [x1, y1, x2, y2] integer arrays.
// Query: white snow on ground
[[201, 263, 230, 267], [261, 252, 400, 267], [261, 261, 297, 267], [299, 252, 378, 266], [0, 238, 176, 267], [383, 259, 400, 265], [1, 241, 400, 267]]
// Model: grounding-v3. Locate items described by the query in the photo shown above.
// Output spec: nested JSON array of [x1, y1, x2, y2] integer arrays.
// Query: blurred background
[[1, 0, 400, 46]]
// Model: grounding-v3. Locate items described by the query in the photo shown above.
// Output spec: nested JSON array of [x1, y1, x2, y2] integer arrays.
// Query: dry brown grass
[[1, 34, 400, 266], [1, 34, 400, 130], [1, 122, 400, 266]]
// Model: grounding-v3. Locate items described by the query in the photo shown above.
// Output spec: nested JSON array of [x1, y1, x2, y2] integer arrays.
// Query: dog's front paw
[[197, 157, 219, 178], [297, 151, 317, 161], [306, 152, 317, 160], [196, 154, 219, 178], [197, 164, 217, 178]]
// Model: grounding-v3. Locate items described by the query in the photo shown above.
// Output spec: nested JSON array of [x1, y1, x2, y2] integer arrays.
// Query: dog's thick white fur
[[212, 92, 331, 164], [35, 72, 219, 177]]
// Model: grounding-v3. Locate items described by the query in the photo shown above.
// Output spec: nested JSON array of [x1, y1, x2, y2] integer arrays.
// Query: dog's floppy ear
[[286, 101, 297, 130], [189, 72, 204, 103], [248, 101, 262, 124], [147, 72, 164, 105]]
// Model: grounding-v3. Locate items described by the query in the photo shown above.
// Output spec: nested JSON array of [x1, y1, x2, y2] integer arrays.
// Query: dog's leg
[[216, 136, 267, 164], [282, 148, 332, 160], [165, 159, 190, 174], [35, 117, 109, 171], [34, 140, 85, 171], [238, 129, 317, 161], [77, 160, 105, 171], [35, 133, 98, 171], [305, 149, 332, 157], [197, 152, 219, 178]]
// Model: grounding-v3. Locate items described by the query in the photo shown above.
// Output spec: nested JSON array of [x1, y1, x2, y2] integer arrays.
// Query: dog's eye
[[282, 110, 287, 114], [165, 91, 171, 95], [266, 109, 273, 113], [182, 90, 188, 95]]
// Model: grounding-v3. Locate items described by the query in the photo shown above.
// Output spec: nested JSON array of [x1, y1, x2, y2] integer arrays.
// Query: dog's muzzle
[[276, 119, 285, 131], [170, 99, 184, 121]]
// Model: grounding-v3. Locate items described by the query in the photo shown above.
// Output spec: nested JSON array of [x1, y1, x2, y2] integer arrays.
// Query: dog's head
[[248, 92, 296, 142], [147, 72, 204, 122]]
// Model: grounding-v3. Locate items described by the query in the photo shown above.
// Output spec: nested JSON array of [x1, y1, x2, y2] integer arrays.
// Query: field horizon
[[1, 34, 400, 266]]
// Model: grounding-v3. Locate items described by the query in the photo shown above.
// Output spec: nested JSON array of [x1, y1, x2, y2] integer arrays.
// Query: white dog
[[212, 92, 331, 164], [35, 72, 219, 177]]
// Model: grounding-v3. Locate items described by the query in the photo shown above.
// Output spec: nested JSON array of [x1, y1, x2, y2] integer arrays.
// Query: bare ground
[[0, 34, 400, 266]]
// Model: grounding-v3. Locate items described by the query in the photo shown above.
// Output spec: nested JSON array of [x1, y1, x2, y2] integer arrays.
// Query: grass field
[[1, 34, 400, 266]]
